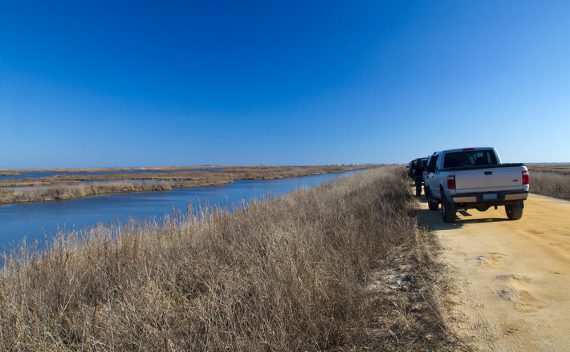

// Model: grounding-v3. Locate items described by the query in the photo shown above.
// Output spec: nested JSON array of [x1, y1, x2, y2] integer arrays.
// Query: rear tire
[[441, 195, 456, 223], [427, 191, 439, 211], [505, 201, 524, 220]]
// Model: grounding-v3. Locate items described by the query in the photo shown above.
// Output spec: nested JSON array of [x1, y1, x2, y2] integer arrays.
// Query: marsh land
[[527, 163, 570, 201], [0, 167, 455, 351], [1, 164, 568, 351]]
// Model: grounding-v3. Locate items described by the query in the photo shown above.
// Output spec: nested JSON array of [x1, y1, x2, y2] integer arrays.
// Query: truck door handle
[[484, 171, 493, 175]]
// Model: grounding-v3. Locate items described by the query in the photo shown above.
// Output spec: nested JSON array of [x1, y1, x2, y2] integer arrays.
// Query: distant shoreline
[[0, 164, 365, 173], [0, 165, 374, 204]]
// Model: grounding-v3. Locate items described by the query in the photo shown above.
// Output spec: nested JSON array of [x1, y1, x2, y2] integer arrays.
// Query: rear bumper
[[451, 190, 528, 205]]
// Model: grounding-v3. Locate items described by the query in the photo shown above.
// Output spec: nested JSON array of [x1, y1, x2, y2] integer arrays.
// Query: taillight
[[447, 175, 456, 189], [522, 170, 529, 185]]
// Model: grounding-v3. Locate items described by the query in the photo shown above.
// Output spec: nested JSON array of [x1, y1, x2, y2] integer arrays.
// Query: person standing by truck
[[410, 158, 427, 197]]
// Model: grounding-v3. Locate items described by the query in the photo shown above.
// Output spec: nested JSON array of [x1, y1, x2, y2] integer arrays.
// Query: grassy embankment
[[528, 163, 570, 201], [0, 165, 367, 204], [0, 167, 454, 351]]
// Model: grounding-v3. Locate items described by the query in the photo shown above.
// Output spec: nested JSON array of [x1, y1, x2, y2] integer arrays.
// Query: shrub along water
[[0, 167, 453, 351]]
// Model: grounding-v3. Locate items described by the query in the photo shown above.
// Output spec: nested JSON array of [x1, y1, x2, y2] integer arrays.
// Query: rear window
[[443, 150, 498, 168]]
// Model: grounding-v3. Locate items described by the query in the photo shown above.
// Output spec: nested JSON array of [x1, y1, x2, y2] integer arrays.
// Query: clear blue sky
[[1, 1, 568, 168]]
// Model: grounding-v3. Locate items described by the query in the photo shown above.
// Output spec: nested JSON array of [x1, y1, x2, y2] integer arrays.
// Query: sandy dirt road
[[418, 193, 570, 351]]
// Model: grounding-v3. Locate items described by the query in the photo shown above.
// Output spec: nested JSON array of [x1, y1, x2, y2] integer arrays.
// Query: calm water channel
[[0, 172, 354, 250]]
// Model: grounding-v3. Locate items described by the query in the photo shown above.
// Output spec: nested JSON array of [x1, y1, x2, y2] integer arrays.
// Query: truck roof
[[439, 147, 494, 154]]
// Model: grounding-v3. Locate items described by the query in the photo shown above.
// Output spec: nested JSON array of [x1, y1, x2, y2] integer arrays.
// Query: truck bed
[[453, 165, 527, 194], [440, 163, 524, 172]]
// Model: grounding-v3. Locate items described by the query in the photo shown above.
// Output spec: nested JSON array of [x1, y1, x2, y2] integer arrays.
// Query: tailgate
[[455, 167, 524, 193]]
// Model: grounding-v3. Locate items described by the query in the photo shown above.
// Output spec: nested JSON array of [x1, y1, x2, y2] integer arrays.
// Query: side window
[[428, 155, 438, 172]]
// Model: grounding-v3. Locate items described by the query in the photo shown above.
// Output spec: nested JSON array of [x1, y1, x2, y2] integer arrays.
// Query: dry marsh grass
[[529, 171, 570, 201], [527, 164, 570, 201], [0, 167, 454, 351], [528, 163, 570, 175]]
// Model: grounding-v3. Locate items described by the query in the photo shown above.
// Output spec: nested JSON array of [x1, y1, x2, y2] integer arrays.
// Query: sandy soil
[[419, 193, 570, 351]]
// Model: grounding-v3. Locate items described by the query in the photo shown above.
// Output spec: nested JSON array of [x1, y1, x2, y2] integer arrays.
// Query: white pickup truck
[[424, 147, 530, 223]]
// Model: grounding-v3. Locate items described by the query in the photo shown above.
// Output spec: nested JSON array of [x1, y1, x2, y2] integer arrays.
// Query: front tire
[[441, 195, 456, 223], [505, 201, 524, 220]]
